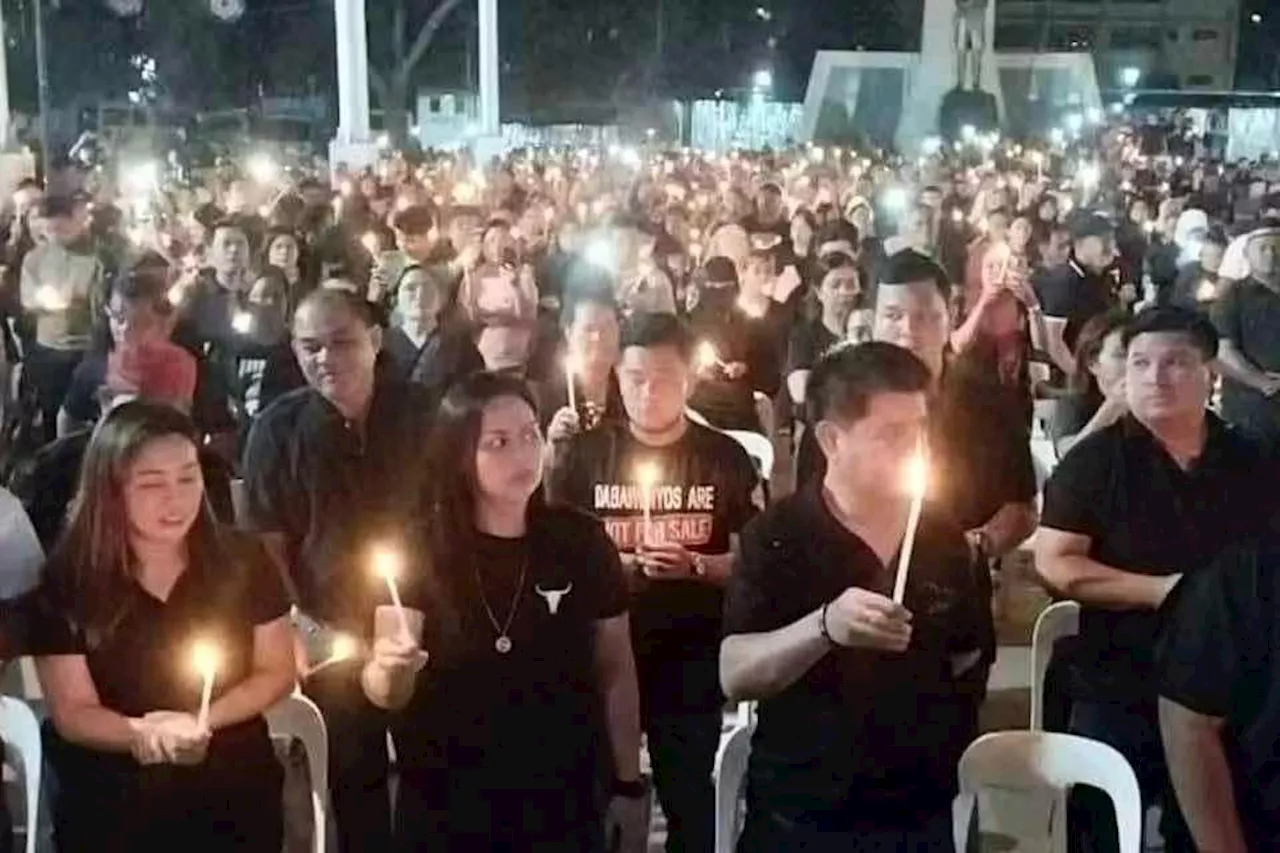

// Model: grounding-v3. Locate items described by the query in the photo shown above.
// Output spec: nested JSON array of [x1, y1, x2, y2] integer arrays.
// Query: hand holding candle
[[563, 353, 579, 413], [191, 640, 221, 731], [892, 445, 929, 605], [695, 341, 721, 375]]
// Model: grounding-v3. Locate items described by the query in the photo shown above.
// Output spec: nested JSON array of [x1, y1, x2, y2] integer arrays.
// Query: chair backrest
[[685, 407, 711, 428], [954, 731, 1142, 853], [713, 722, 754, 853], [1030, 601, 1081, 731], [229, 478, 248, 527], [265, 693, 329, 853], [724, 430, 775, 484], [0, 696, 42, 853]]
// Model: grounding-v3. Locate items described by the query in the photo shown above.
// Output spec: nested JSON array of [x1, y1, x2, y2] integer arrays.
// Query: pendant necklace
[[475, 554, 528, 655]]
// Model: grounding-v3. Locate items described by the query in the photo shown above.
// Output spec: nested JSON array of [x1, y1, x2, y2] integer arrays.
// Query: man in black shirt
[[1036, 306, 1274, 853], [241, 288, 436, 853], [722, 342, 985, 851], [1157, 529, 1280, 851], [785, 251, 861, 409], [382, 264, 483, 404], [1034, 213, 1121, 374], [1213, 225, 1280, 445], [551, 313, 758, 853]]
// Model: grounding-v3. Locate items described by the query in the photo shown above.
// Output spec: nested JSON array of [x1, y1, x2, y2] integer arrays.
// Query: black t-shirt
[[551, 421, 758, 713], [785, 318, 841, 377], [531, 368, 625, 433], [29, 533, 288, 832], [687, 305, 785, 432], [1214, 280, 1280, 439], [394, 507, 626, 818], [241, 380, 436, 628], [723, 485, 984, 830], [1157, 533, 1280, 846], [1040, 415, 1273, 704], [1035, 260, 1117, 353]]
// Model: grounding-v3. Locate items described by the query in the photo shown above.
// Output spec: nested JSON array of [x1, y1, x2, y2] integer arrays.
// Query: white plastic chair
[[265, 693, 329, 853], [1030, 601, 1081, 731], [229, 478, 248, 527], [954, 731, 1142, 853], [0, 696, 41, 853], [712, 716, 755, 853], [724, 430, 775, 485]]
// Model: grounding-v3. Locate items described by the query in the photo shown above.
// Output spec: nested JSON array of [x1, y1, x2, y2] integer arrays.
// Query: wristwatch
[[692, 552, 709, 577], [612, 778, 649, 799]]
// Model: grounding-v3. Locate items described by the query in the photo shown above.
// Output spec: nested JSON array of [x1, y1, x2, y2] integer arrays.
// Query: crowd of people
[[0, 121, 1273, 852]]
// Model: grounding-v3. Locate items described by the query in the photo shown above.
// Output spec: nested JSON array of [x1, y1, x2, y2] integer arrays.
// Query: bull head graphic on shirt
[[535, 583, 573, 615]]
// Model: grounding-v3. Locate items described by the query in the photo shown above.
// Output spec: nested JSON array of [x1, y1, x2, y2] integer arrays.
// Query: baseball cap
[[1069, 212, 1114, 242]]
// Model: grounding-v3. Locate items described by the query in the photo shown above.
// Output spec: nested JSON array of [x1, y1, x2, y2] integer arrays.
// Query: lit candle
[[695, 341, 720, 373], [304, 632, 360, 678], [564, 354, 578, 413], [191, 640, 221, 731], [635, 462, 661, 547], [35, 285, 67, 312], [231, 310, 254, 335], [893, 444, 929, 605], [372, 545, 412, 640], [361, 232, 380, 256]]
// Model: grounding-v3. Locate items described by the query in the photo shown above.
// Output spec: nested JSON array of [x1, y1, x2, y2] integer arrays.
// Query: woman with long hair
[[32, 401, 294, 853], [1051, 309, 1129, 454], [360, 372, 646, 852]]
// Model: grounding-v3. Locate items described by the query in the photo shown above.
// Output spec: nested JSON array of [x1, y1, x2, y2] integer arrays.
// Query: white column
[[330, 0, 378, 173], [0, 4, 10, 149], [474, 0, 503, 160]]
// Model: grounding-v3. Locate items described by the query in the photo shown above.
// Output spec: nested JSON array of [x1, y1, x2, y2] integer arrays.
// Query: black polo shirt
[[551, 420, 758, 715], [1157, 532, 1280, 847], [1040, 414, 1273, 705], [30, 532, 288, 847], [241, 378, 436, 629], [1214, 280, 1280, 441], [393, 506, 626, 832], [1035, 259, 1117, 352], [723, 484, 985, 831], [383, 323, 485, 407]]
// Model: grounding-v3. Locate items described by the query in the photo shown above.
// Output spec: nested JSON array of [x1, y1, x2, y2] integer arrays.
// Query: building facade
[[993, 0, 1241, 93]]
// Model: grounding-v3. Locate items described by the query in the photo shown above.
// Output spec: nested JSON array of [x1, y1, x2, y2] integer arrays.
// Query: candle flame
[[695, 341, 719, 370], [191, 640, 221, 679], [36, 285, 67, 312], [371, 545, 402, 582], [635, 462, 661, 489], [330, 633, 359, 663], [904, 452, 928, 498], [361, 232, 380, 256], [231, 310, 254, 335]]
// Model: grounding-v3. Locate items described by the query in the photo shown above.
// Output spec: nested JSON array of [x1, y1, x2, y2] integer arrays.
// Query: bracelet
[[612, 778, 648, 799], [819, 601, 839, 647]]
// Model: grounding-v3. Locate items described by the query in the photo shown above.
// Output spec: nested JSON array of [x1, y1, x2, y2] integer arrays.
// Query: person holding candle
[[542, 288, 624, 441], [382, 262, 484, 403], [550, 313, 759, 853], [241, 286, 438, 853], [29, 400, 295, 853], [721, 341, 987, 851], [359, 372, 647, 852]]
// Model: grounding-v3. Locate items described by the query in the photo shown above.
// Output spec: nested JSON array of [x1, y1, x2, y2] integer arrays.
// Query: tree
[[367, 0, 465, 144]]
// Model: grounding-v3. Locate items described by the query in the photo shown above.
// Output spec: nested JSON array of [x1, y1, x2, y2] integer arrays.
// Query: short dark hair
[[620, 312, 693, 362], [806, 342, 932, 426], [703, 256, 739, 286], [816, 220, 860, 248], [392, 204, 437, 236], [1121, 306, 1218, 361], [878, 249, 951, 301]]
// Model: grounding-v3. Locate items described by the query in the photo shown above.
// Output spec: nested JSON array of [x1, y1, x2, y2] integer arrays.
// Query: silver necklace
[[475, 556, 528, 654]]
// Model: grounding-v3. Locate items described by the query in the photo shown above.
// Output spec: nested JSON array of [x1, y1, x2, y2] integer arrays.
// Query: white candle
[[893, 446, 929, 605], [636, 463, 661, 547], [372, 546, 412, 640], [564, 355, 578, 413], [191, 641, 221, 731]]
